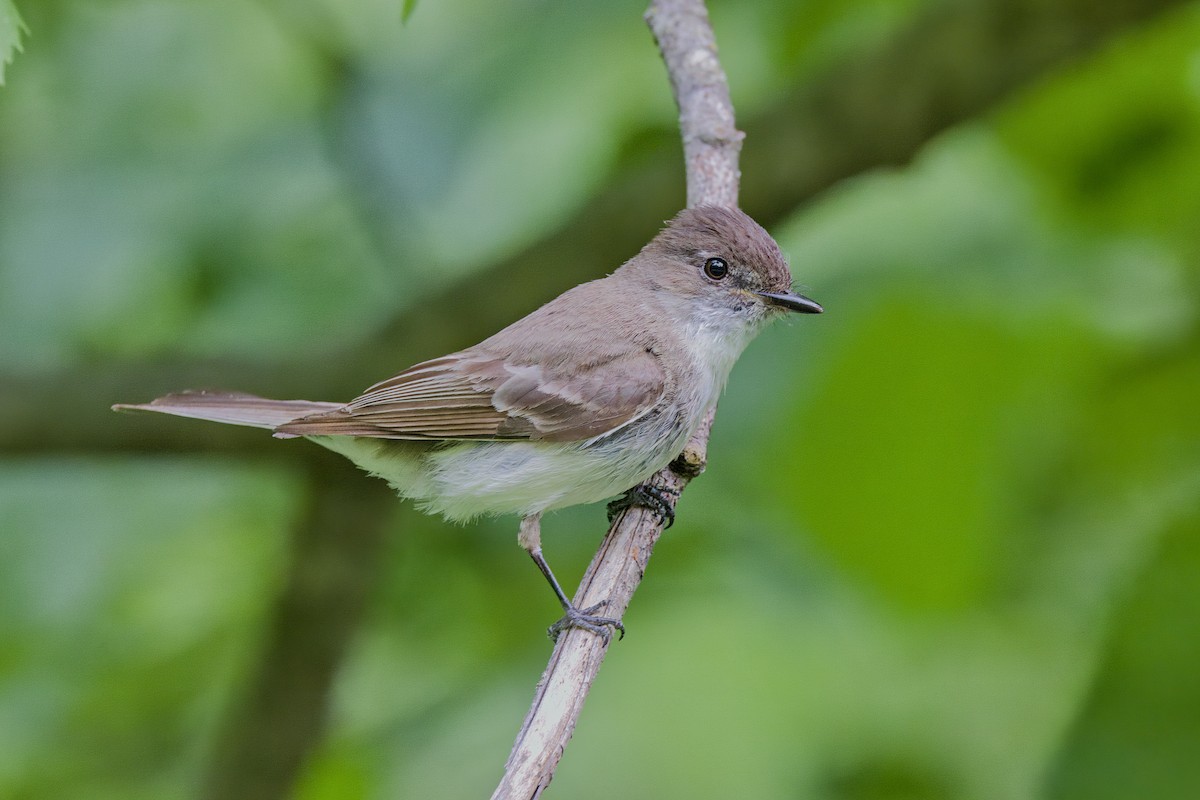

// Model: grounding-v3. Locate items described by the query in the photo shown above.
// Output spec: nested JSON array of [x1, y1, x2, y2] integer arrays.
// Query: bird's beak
[[755, 291, 823, 314]]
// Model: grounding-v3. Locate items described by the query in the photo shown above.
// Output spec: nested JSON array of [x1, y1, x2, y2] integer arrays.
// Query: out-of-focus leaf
[[779, 129, 1194, 346], [0, 460, 297, 798], [0, 0, 393, 369], [997, 7, 1200, 252], [0, 1, 24, 86], [1046, 511, 1200, 800], [762, 297, 1102, 612]]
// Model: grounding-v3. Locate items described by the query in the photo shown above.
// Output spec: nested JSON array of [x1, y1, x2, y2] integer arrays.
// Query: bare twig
[[490, 2, 735, 797], [648, 0, 742, 208]]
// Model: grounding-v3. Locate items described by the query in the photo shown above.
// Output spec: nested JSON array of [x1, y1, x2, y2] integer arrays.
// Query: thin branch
[[490, 2, 734, 796], [649, 0, 742, 208]]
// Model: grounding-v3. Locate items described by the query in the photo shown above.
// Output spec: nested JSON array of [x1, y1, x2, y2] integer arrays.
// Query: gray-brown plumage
[[114, 206, 821, 638]]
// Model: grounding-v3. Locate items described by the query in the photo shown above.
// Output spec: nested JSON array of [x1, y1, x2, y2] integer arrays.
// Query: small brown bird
[[115, 206, 821, 639]]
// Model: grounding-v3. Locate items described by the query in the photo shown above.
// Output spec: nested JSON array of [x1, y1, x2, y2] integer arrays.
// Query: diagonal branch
[[490, 2, 733, 796]]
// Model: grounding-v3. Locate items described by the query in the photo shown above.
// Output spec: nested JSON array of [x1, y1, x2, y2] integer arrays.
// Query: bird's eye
[[703, 257, 729, 280]]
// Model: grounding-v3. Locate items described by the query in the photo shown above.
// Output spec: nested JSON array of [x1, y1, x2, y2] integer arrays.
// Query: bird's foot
[[547, 600, 625, 642], [606, 484, 680, 528]]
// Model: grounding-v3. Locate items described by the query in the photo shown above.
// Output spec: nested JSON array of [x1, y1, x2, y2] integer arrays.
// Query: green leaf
[[0, 0, 26, 86], [401, 0, 418, 24], [1046, 510, 1200, 800], [995, 9, 1200, 250]]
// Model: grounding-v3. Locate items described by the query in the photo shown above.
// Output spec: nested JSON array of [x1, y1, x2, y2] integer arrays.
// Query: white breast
[[679, 302, 762, 411]]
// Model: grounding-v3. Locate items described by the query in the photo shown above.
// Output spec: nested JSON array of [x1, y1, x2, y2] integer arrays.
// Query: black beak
[[756, 291, 823, 314]]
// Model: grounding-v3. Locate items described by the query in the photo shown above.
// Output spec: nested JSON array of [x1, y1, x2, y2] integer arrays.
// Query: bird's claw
[[547, 600, 625, 642], [606, 484, 679, 528]]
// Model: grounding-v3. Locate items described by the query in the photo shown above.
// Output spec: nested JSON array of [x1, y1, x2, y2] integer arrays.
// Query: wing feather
[[274, 349, 665, 442]]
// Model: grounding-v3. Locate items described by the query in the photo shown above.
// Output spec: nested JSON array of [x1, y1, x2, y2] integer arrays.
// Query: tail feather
[[112, 391, 343, 431]]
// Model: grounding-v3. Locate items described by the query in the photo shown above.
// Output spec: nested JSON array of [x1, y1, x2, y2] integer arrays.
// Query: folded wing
[[274, 350, 666, 442]]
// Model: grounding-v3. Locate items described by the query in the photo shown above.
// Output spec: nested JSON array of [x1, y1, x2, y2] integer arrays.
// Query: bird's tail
[[112, 391, 342, 431]]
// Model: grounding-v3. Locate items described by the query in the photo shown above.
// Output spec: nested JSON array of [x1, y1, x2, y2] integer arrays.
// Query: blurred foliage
[[0, 1, 23, 86], [2, 0, 1199, 799], [0, 3, 21, 87]]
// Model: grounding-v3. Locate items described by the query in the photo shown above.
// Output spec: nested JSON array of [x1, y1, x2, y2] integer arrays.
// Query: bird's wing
[[273, 350, 666, 442]]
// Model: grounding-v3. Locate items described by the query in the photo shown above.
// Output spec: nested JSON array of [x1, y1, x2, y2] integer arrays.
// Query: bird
[[114, 205, 822, 640]]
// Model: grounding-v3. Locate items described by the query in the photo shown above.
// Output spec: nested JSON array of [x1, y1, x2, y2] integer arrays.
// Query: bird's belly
[[314, 405, 695, 523], [423, 424, 686, 520]]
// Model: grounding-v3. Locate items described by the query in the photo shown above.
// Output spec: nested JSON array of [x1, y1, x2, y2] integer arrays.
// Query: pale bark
[[489, 3, 733, 796]]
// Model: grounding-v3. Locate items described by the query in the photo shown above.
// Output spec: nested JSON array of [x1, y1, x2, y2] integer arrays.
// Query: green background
[[1, 0, 1198, 798]]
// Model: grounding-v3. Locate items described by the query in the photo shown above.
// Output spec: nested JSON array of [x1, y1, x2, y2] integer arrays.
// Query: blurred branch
[[741, 0, 1188, 218], [0, 0, 1185, 460], [491, 3, 732, 797], [200, 450, 394, 800]]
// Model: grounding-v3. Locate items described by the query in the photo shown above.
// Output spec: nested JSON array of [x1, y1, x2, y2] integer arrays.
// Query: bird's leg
[[606, 484, 680, 529], [518, 513, 625, 642]]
